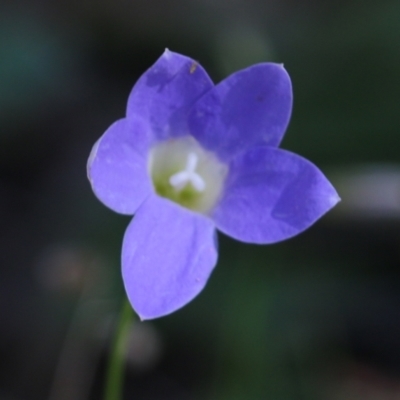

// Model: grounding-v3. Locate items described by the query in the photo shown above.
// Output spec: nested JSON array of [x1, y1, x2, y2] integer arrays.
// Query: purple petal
[[87, 118, 152, 215], [127, 49, 213, 141], [122, 195, 218, 320], [212, 146, 340, 244], [188, 63, 292, 161]]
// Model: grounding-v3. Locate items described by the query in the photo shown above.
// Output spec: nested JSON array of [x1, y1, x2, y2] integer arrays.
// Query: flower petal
[[127, 49, 213, 141], [122, 195, 218, 320], [188, 63, 292, 161], [212, 146, 340, 243], [87, 118, 152, 215]]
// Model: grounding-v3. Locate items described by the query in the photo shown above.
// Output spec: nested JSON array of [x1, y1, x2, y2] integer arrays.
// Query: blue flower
[[87, 50, 340, 320]]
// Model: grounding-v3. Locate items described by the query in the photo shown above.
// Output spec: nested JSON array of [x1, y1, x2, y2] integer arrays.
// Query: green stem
[[103, 298, 135, 400]]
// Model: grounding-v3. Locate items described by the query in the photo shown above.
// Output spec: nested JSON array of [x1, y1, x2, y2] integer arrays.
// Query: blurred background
[[1, 0, 400, 399]]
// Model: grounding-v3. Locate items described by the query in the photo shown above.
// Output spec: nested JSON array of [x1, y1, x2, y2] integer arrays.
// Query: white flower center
[[149, 137, 228, 213], [169, 152, 206, 192]]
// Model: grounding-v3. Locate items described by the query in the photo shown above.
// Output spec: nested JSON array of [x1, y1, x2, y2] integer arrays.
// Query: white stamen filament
[[169, 152, 206, 192]]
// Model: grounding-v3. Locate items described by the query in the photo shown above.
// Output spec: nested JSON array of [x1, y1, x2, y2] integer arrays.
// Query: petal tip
[[131, 304, 173, 321], [328, 191, 341, 208], [137, 313, 147, 322]]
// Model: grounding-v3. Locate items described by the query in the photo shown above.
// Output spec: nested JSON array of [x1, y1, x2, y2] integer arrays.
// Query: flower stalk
[[103, 298, 134, 400]]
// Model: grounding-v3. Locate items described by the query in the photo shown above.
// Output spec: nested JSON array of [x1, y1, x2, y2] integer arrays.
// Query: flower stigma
[[149, 137, 227, 213], [169, 152, 206, 192]]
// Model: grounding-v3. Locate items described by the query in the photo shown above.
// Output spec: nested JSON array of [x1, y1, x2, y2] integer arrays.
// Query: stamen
[[169, 152, 206, 192]]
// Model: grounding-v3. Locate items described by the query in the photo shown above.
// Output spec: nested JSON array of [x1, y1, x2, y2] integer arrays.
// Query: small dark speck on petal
[[190, 62, 198, 74]]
